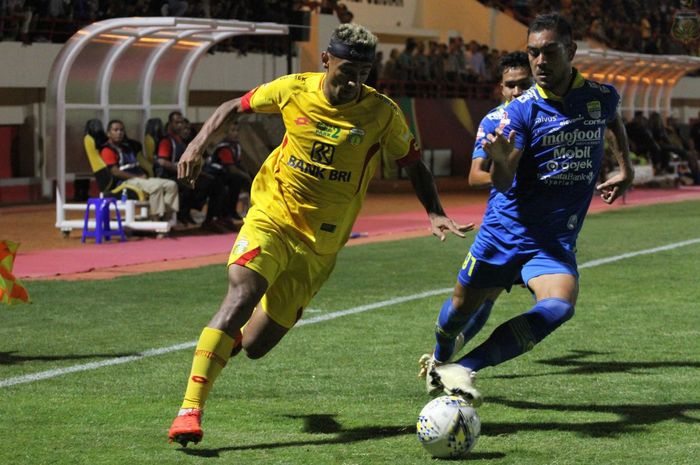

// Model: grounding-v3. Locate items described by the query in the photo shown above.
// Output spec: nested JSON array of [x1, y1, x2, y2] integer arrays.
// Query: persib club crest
[[672, 1, 700, 44], [587, 101, 602, 119], [348, 127, 365, 146]]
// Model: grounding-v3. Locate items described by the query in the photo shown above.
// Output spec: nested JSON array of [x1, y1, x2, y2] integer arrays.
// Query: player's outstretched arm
[[178, 97, 243, 187], [404, 159, 474, 241], [482, 128, 521, 192], [468, 158, 493, 188], [597, 114, 634, 204]]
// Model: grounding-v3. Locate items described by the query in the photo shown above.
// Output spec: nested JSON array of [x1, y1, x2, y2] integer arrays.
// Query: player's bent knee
[[241, 343, 272, 360], [539, 297, 575, 323], [527, 297, 575, 342]]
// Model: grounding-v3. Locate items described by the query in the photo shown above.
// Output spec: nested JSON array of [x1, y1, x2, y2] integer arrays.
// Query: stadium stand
[[1, 0, 700, 212]]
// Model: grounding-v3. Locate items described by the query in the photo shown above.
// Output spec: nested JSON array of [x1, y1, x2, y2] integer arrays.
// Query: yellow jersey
[[241, 72, 420, 254]]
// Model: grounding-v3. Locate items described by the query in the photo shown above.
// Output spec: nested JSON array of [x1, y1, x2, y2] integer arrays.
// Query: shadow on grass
[[485, 396, 700, 438], [0, 350, 140, 365], [179, 413, 505, 460], [178, 398, 700, 457], [490, 349, 700, 379]]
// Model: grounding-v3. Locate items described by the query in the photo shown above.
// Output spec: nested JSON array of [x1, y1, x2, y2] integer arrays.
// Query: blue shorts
[[457, 229, 578, 291]]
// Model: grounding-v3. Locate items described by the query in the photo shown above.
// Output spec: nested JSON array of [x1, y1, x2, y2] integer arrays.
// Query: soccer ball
[[416, 395, 481, 458]]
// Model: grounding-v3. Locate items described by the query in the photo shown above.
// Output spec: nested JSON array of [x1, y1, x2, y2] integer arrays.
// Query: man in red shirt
[[100, 119, 179, 219]]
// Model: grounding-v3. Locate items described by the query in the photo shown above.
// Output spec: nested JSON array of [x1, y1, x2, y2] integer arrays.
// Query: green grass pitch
[[1, 200, 699, 464]]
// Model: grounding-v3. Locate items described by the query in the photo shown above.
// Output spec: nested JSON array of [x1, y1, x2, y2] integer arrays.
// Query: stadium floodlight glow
[[574, 49, 700, 119]]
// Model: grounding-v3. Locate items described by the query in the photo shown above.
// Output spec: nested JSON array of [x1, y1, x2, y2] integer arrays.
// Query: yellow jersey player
[[168, 23, 473, 447]]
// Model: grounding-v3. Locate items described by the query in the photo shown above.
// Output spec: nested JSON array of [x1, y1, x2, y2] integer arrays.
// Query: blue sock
[[434, 298, 471, 362], [456, 298, 574, 371], [434, 298, 493, 363], [461, 299, 493, 345]]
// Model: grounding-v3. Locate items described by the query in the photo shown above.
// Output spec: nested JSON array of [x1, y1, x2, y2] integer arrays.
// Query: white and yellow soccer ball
[[416, 395, 481, 458]]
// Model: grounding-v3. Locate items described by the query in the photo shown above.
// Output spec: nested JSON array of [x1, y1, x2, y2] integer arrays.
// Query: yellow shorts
[[227, 208, 338, 329]]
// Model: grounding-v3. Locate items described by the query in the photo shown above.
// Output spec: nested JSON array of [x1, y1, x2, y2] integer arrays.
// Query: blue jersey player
[[469, 51, 533, 188], [427, 51, 533, 360], [419, 13, 634, 406]]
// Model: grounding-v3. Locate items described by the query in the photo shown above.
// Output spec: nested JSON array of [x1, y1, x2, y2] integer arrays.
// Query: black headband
[[327, 37, 376, 63]]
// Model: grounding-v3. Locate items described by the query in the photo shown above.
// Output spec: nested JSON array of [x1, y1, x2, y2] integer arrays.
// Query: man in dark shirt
[[158, 111, 229, 231], [204, 121, 252, 221]]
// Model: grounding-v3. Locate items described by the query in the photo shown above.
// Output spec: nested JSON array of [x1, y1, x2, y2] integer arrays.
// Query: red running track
[[13, 187, 700, 279]]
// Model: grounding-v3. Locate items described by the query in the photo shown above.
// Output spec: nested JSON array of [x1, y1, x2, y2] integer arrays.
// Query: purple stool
[[81, 197, 126, 244]]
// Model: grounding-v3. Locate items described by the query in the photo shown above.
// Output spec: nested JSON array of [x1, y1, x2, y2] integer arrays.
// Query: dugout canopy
[[574, 49, 700, 120], [46, 16, 288, 226]]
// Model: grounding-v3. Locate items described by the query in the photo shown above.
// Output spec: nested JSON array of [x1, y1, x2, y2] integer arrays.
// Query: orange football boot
[[168, 409, 203, 447]]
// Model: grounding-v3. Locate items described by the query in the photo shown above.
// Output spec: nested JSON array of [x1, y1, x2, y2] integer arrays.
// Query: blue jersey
[[473, 103, 507, 160], [473, 70, 619, 261]]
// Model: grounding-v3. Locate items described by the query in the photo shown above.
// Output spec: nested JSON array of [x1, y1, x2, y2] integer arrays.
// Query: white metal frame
[[574, 49, 700, 120], [46, 17, 288, 234]]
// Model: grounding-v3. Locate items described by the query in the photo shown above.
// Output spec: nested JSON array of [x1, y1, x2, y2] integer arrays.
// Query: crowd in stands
[[375, 36, 512, 99], [3, 1, 698, 57], [0, 0, 326, 25], [482, 0, 700, 56], [4, 1, 700, 192], [0, 0, 356, 52]]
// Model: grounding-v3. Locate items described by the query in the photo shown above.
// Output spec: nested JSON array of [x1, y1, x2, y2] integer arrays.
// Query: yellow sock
[[181, 327, 237, 410]]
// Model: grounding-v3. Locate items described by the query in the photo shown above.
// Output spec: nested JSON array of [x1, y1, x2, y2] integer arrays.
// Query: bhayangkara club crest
[[348, 127, 365, 146]]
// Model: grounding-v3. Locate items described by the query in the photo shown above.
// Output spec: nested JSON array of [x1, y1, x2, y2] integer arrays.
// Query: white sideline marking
[[2, 238, 699, 389], [0, 342, 197, 388], [578, 238, 700, 269]]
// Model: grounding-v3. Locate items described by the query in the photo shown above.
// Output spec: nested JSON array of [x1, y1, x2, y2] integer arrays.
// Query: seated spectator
[[690, 111, 700, 154], [182, 117, 195, 145], [100, 119, 179, 220], [649, 112, 697, 179], [204, 120, 252, 222], [626, 112, 668, 173], [666, 115, 700, 185], [157, 111, 229, 232]]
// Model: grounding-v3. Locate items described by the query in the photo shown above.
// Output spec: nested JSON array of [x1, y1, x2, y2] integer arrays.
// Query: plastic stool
[[81, 197, 127, 244]]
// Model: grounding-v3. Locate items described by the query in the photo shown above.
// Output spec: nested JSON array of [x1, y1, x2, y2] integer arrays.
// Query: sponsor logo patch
[[316, 121, 341, 140], [310, 141, 336, 165], [498, 111, 510, 129], [541, 127, 602, 146]]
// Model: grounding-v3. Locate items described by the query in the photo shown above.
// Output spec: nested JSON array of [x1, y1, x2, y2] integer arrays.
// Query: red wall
[[0, 126, 18, 178]]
